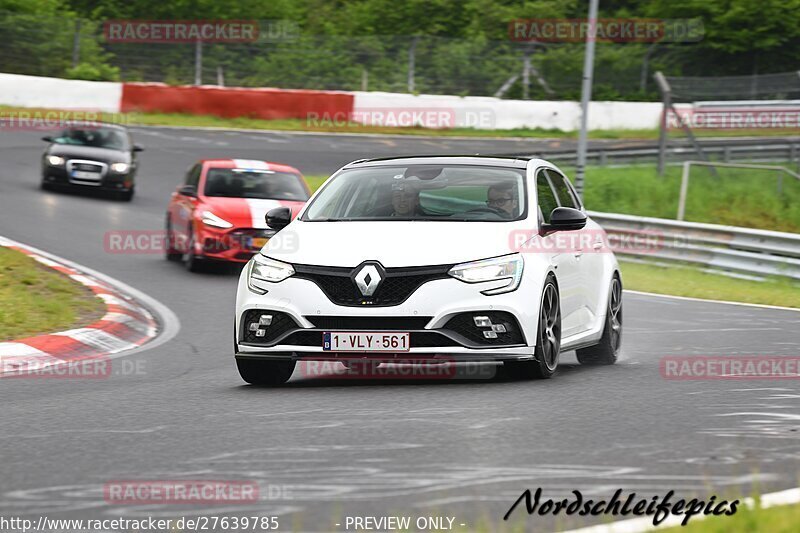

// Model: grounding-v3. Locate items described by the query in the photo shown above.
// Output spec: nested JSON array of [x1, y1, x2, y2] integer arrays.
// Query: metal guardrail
[[588, 211, 800, 281], [527, 137, 800, 167]]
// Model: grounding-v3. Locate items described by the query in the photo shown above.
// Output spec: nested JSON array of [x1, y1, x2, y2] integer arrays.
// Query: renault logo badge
[[353, 263, 384, 297]]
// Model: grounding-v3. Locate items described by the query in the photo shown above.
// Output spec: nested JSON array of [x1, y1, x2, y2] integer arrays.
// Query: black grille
[[72, 162, 103, 172], [294, 263, 452, 307], [410, 332, 459, 347], [306, 316, 432, 330], [444, 311, 525, 346], [281, 330, 458, 348], [241, 310, 298, 344]]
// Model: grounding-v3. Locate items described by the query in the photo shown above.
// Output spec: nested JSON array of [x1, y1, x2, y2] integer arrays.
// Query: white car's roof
[[344, 155, 542, 169]]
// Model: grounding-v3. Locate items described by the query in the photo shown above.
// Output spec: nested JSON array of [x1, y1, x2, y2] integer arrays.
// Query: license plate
[[248, 237, 268, 249], [323, 332, 410, 352], [72, 170, 101, 180]]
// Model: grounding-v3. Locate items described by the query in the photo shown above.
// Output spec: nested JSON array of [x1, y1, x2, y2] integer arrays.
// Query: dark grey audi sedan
[[40, 123, 143, 201]]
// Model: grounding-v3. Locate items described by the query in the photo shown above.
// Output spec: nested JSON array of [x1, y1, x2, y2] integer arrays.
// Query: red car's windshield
[[204, 168, 309, 201]]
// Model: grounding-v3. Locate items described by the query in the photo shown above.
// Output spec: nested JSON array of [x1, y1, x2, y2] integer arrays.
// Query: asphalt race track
[[1, 126, 799, 531]]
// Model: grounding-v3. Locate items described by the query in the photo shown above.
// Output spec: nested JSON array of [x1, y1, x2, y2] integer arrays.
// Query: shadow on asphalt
[[234, 361, 600, 390], [37, 184, 130, 202]]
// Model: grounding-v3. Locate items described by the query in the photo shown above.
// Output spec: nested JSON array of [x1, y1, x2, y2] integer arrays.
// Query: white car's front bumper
[[234, 269, 541, 362]]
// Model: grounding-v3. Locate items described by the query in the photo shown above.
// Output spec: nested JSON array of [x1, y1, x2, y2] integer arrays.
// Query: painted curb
[[0, 236, 165, 376]]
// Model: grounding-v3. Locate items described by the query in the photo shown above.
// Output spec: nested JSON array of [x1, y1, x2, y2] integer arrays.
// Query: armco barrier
[[589, 211, 800, 280], [0, 73, 122, 112], [3, 73, 797, 132], [120, 83, 354, 121], [0, 73, 666, 130], [351, 91, 665, 130]]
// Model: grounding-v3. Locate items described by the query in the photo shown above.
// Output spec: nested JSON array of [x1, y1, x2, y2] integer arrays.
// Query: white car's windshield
[[302, 165, 527, 222]]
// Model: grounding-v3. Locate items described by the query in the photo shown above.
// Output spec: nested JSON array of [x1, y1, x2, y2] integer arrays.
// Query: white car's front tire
[[504, 274, 561, 380], [576, 274, 622, 365]]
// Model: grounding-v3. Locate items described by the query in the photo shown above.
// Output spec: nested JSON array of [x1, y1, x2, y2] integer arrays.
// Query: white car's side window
[[536, 169, 559, 224], [546, 169, 582, 210]]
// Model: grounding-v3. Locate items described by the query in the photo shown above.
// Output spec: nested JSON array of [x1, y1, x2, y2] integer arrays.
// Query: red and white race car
[[165, 159, 310, 271]]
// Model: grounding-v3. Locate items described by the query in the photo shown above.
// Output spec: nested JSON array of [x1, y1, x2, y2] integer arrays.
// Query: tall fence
[[0, 10, 693, 101]]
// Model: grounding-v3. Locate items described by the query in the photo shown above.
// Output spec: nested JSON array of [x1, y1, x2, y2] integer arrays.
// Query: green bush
[[65, 62, 120, 81]]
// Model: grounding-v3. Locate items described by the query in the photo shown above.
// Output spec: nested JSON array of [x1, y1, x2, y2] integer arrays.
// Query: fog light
[[249, 323, 259, 332], [483, 331, 498, 339], [473, 316, 492, 328], [255, 329, 266, 337], [259, 314, 273, 326], [491, 324, 507, 333]]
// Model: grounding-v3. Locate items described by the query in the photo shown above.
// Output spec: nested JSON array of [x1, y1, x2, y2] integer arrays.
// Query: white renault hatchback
[[234, 156, 622, 385]]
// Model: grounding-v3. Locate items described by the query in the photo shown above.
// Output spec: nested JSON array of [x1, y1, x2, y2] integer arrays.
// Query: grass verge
[[560, 163, 800, 233], [4, 104, 799, 140], [655, 502, 800, 532], [619, 260, 800, 309], [0, 247, 105, 341]]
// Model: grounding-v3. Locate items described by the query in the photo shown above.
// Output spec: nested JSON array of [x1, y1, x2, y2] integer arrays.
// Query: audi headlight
[[248, 254, 295, 293], [448, 253, 524, 295], [47, 155, 65, 166], [201, 211, 233, 229], [110, 162, 129, 173]]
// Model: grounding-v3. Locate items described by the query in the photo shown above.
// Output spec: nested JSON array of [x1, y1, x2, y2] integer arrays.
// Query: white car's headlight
[[448, 253, 524, 295], [248, 254, 295, 293], [47, 155, 65, 166], [110, 162, 129, 173], [201, 210, 233, 229]]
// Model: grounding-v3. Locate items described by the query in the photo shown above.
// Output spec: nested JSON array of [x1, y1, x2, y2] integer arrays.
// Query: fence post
[[194, 40, 203, 86], [654, 71, 671, 176], [522, 51, 530, 100], [407, 37, 418, 93], [216, 65, 224, 86], [677, 161, 691, 221], [72, 19, 82, 68], [574, 0, 599, 200]]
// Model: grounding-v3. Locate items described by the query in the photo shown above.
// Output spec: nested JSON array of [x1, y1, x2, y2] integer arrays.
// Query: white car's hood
[[263, 220, 525, 267]]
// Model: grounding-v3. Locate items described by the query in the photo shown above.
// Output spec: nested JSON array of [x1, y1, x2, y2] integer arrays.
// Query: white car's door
[[546, 168, 601, 332], [535, 169, 584, 338]]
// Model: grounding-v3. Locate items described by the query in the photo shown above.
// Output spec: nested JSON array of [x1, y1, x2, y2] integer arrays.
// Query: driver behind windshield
[[391, 182, 422, 217], [487, 182, 518, 218], [57, 127, 126, 150]]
